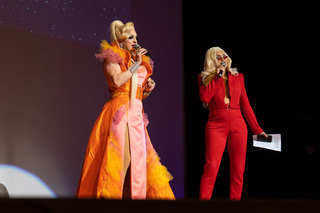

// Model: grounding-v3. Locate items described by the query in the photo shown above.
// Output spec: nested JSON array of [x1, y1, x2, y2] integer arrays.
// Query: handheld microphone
[[133, 44, 152, 58], [218, 62, 226, 77]]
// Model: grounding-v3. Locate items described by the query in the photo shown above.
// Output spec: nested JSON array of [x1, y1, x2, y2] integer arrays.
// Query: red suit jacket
[[198, 73, 263, 135]]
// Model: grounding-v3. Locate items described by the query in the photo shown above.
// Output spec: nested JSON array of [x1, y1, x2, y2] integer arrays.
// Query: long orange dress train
[[75, 41, 175, 199]]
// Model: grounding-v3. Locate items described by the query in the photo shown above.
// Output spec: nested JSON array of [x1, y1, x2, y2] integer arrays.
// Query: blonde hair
[[201, 47, 238, 86], [110, 20, 135, 46]]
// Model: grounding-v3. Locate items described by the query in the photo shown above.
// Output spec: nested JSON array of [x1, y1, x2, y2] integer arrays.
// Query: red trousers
[[200, 105, 247, 200]]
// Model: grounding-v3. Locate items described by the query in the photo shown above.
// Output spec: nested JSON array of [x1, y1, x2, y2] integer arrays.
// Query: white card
[[253, 134, 281, 152]]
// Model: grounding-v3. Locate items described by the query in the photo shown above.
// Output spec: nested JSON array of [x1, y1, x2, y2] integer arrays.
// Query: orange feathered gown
[[75, 41, 175, 199]]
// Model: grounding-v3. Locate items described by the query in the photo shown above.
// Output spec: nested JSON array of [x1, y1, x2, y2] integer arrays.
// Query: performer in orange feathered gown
[[76, 20, 175, 199]]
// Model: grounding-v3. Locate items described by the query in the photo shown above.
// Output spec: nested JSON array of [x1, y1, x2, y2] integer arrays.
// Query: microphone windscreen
[[134, 44, 141, 49]]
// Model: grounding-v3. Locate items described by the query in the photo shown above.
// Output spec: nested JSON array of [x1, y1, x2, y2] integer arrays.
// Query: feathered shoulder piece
[[94, 40, 125, 65], [142, 55, 154, 70]]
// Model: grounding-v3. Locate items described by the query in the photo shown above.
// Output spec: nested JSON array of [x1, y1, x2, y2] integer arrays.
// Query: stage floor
[[1, 198, 320, 213]]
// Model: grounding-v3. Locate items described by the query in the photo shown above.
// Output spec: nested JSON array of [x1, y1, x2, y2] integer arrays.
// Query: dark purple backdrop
[[0, 0, 183, 198], [131, 0, 184, 198]]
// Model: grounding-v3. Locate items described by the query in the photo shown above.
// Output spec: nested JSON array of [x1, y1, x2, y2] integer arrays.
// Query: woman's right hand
[[217, 63, 227, 77]]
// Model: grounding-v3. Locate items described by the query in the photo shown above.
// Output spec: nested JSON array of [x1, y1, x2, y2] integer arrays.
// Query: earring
[[119, 43, 123, 49]]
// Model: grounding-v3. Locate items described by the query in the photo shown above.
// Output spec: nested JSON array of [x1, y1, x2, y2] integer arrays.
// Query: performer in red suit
[[198, 47, 267, 200]]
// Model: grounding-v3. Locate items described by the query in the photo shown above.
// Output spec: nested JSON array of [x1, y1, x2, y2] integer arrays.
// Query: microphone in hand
[[133, 44, 152, 58], [218, 62, 226, 77]]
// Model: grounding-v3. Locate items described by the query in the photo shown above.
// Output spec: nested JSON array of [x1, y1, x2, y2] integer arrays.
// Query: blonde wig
[[200, 47, 238, 86], [110, 20, 135, 46], [109, 20, 138, 106]]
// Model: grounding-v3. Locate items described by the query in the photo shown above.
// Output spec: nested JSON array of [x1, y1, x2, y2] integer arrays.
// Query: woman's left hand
[[259, 132, 268, 138], [145, 77, 156, 92]]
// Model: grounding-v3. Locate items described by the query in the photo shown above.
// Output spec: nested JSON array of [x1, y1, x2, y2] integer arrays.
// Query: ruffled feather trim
[[145, 127, 175, 199], [98, 125, 124, 199], [95, 40, 124, 65], [146, 149, 175, 199], [95, 48, 123, 65], [99, 134, 123, 199], [143, 56, 154, 69], [143, 113, 149, 127]]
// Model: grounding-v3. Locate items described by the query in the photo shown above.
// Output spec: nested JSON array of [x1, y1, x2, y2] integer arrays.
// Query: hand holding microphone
[[218, 61, 226, 77], [134, 44, 152, 60]]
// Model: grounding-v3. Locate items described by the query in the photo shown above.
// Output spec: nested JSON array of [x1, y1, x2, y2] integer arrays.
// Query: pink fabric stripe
[[128, 99, 146, 199]]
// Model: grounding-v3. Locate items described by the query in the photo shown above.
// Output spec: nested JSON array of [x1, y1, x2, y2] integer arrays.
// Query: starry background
[[0, 0, 184, 198], [0, 0, 131, 46]]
